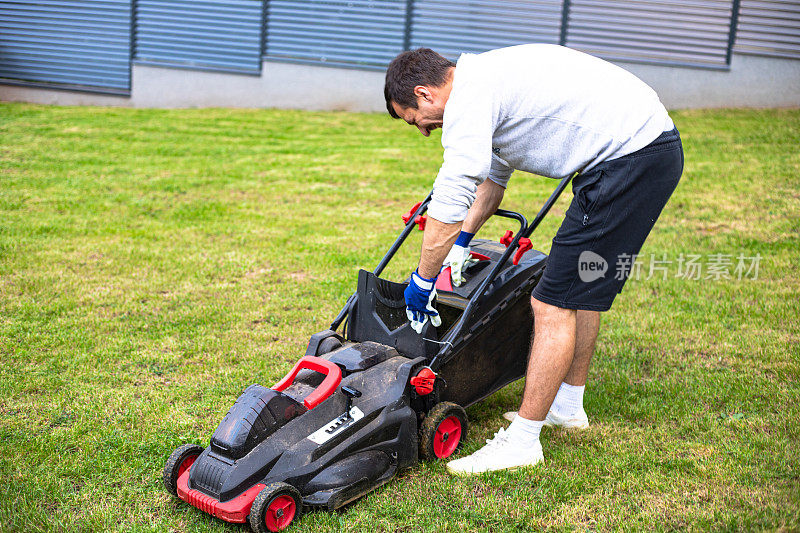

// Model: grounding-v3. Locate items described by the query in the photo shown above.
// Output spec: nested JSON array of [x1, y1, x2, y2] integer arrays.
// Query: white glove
[[443, 244, 479, 287]]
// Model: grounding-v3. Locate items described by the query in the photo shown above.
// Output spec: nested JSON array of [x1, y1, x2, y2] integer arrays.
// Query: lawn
[[0, 103, 798, 532]]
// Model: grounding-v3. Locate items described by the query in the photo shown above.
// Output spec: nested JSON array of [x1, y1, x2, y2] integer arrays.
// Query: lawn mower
[[163, 177, 572, 532]]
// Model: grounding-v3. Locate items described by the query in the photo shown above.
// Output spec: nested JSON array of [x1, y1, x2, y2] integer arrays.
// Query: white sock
[[550, 382, 585, 417], [505, 415, 544, 446]]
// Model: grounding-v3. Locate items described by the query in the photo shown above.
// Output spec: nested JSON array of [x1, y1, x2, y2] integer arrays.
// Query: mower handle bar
[[329, 192, 434, 332], [329, 174, 574, 369], [328, 195, 526, 333]]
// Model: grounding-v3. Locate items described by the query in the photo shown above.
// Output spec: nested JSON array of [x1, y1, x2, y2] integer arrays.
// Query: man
[[384, 44, 683, 475]]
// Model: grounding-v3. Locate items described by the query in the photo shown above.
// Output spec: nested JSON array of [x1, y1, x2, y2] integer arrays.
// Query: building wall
[[618, 54, 800, 109], [3, 0, 798, 109], [2, 52, 798, 111]]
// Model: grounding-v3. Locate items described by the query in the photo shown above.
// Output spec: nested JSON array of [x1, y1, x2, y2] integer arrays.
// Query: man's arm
[[462, 178, 506, 234], [417, 217, 462, 279], [417, 179, 506, 279]]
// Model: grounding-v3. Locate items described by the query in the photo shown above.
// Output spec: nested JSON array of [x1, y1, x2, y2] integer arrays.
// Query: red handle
[[272, 356, 342, 410], [401, 202, 427, 231], [500, 230, 514, 247], [500, 230, 532, 265], [513, 238, 532, 265]]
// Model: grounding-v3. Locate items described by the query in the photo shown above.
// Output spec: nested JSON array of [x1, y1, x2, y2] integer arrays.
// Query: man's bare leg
[[502, 307, 597, 424], [535, 309, 599, 427], [517, 298, 577, 420], [563, 310, 600, 386], [446, 297, 576, 474]]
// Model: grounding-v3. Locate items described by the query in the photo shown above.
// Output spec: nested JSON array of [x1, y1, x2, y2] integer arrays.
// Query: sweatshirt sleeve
[[488, 153, 513, 188], [426, 68, 494, 224]]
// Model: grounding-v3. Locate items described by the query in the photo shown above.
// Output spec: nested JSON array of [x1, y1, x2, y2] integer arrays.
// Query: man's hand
[[442, 231, 478, 286], [404, 270, 442, 334]]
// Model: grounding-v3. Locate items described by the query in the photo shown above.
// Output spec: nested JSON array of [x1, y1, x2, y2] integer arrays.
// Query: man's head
[[384, 48, 455, 137]]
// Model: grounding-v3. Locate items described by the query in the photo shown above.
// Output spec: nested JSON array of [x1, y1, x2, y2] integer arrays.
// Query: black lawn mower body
[[163, 178, 572, 532]]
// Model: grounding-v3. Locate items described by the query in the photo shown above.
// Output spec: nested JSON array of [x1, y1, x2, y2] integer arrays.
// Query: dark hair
[[384, 48, 455, 118]]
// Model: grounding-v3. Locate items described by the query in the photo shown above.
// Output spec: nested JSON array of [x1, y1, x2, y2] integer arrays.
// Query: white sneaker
[[502, 409, 590, 429], [446, 427, 544, 475]]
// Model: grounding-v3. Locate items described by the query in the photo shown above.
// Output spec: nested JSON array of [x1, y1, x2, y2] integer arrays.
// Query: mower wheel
[[163, 443, 204, 496], [419, 402, 468, 461], [249, 482, 302, 533], [316, 336, 343, 355]]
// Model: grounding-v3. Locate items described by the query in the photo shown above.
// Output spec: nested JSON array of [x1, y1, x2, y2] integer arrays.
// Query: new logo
[[578, 251, 608, 282]]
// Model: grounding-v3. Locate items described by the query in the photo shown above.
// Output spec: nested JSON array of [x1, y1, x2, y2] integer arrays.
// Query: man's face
[[391, 86, 446, 137]]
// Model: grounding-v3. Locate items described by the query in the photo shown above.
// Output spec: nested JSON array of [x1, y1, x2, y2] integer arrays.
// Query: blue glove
[[404, 270, 442, 334]]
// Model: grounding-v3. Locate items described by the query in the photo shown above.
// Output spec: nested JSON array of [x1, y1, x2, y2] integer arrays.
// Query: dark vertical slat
[[261, 0, 269, 58], [128, 0, 135, 90], [726, 0, 742, 64], [559, 0, 571, 46], [403, 0, 414, 51]]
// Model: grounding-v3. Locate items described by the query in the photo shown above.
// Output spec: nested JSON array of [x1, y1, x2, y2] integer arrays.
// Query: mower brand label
[[306, 407, 364, 445]]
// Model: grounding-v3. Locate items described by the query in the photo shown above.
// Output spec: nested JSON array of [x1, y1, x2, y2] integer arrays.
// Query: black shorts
[[531, 128, 684, 312]]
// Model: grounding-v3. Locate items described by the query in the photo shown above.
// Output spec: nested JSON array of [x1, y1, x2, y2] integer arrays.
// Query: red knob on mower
[[402, 202, 427, 231], [410, 367, 436, 395], [500, 230, 533, 265]]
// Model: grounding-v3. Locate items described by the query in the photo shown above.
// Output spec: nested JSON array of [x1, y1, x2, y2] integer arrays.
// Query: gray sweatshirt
[[427, 44, 674, 224]]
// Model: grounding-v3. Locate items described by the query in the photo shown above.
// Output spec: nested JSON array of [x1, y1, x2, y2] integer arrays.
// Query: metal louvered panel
[[0, 0, 131, 93], [265, 0, 406, 69], [134, 1, 263, 74], [566, 0, 736, 68], [734, 0, 800, 59], [411, 0, 563, 59]]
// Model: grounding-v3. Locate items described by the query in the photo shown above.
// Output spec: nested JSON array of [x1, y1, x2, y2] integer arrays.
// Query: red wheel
[[433, 415, 462, 458], [264, 494, 296, 531], [177, 454, 197, 478], [419, 402, 468, 461], [163, 444, 204, 496], [249, 482, 302, 533]]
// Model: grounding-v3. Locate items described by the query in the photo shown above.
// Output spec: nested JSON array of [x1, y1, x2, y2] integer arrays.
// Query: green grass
[[0, 103, 798, 532]]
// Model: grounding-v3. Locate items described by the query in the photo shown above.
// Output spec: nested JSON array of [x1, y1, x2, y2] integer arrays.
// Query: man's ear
[[413, 85, 433, 103]]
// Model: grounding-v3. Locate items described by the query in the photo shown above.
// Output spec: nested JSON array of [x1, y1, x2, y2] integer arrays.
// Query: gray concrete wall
[[0, 61, 386, 111], [0, 84, 131, 107], [1, 54, 798, 111], [618, 54, 800, 109], [129, 61, 387, 111]]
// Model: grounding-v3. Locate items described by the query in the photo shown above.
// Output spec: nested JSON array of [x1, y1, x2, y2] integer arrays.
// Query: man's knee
[[530, 295, 575, 319]]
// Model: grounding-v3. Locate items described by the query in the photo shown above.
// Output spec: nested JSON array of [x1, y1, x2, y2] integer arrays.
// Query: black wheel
[[248, 482, 302, 533], [316, 336, 342, 355], [163, 443, 204, 496], [419, 402, 468, 461]]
